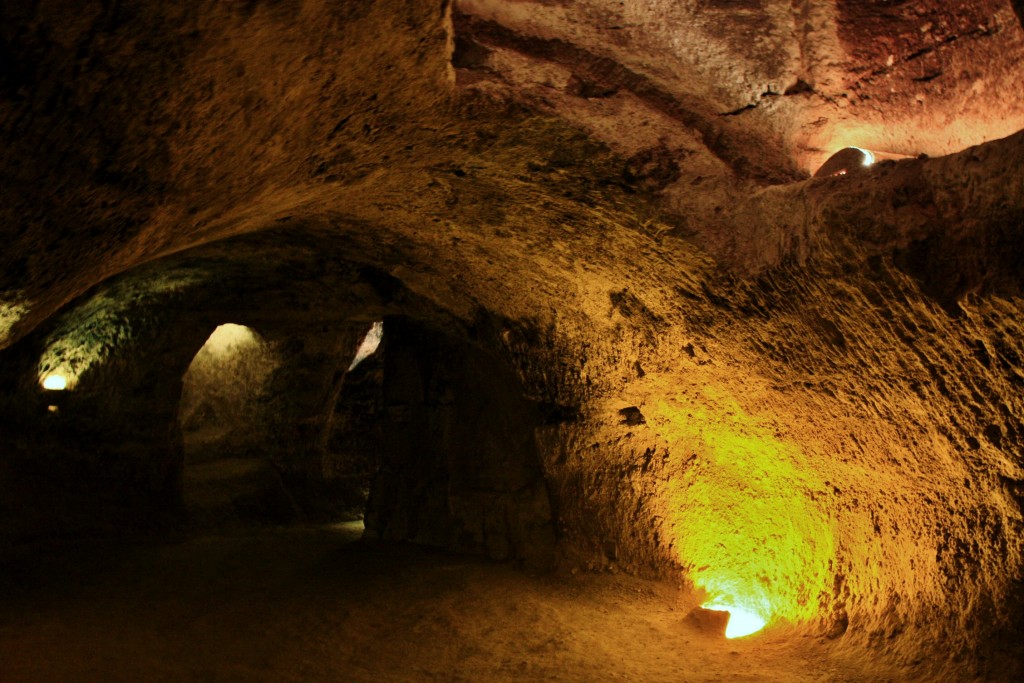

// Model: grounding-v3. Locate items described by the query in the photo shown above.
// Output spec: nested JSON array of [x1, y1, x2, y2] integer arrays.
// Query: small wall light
[[42, 374, 68, 391], [852, 146, 875, 167], [814, 147, 875, 178]]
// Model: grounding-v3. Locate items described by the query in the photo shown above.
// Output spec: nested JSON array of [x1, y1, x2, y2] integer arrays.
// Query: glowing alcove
[[660, 388, 835, 636], [177, 323, 285, 527], [179, 324, 279, 463]]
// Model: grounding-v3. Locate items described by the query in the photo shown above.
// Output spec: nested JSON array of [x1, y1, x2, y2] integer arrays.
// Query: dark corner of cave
[[2, 1, 1024, 681]]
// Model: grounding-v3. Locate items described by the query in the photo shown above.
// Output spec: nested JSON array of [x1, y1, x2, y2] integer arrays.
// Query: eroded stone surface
[[2, 1, 1024, 679]]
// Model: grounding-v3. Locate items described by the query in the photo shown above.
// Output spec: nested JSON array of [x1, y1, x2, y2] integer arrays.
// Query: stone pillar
[[365, 317, 556, 570]]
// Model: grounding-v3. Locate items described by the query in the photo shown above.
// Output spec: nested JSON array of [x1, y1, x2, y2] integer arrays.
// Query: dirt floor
[[0, 524, 913, 682]]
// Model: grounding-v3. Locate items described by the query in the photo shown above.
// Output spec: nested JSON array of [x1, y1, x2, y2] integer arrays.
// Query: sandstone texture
[[2, 1, 1024, 679]]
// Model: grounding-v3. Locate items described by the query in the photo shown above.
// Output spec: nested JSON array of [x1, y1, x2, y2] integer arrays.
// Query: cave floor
[[0, 524, 908, 682]]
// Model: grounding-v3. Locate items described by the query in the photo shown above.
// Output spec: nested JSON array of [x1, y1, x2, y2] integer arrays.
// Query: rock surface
[[2, 1, 1024, 679]]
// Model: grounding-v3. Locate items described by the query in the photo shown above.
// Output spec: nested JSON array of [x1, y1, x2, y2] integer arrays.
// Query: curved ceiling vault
[[3, 0, 1024, 679], [1, 0, 1023, 345]]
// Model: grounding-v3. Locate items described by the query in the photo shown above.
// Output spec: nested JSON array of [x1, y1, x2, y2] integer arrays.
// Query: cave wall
[[3, 0, 1024, 678], [530, 255, 1024, 675], [0, 290, 215, 538], [254, 323, 369, 522]]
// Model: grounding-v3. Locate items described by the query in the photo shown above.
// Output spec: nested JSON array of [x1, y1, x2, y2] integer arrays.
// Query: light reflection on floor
[[323, 519, 365, 543]]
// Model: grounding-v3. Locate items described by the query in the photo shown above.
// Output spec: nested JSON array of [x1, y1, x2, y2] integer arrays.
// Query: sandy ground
[[0, 525, 911, 683]]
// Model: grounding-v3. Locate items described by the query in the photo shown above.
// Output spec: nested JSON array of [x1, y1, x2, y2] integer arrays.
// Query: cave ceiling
[[1, 0, 1023, 347]]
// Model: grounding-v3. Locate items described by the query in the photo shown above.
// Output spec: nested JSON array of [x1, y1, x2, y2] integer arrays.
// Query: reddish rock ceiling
[[2, 0, 1023, 347], [455, 0, 1024, 170]]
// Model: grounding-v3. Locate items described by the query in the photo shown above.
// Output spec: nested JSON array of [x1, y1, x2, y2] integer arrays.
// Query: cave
[[2, 1, 1024, 680]]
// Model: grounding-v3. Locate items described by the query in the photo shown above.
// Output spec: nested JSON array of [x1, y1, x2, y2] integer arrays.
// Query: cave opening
[[315, 319, 386, 531], [156, 307, 558, 568], [178, 323, 286, 528]]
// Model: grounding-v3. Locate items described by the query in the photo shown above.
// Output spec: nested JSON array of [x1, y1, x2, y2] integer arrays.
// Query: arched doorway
[[179, 323, 293, 527]]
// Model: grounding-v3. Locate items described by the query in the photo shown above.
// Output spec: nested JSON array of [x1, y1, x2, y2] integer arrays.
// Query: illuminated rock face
[[1, 0, 1024, 678]]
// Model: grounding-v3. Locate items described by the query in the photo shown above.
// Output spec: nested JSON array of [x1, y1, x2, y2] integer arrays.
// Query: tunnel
[[2, 1, 1024, 681]]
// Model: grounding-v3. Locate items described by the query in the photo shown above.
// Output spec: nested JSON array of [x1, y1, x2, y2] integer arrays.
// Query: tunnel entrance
[[167, 313, 555, 567], [178, 323, 291, 527]]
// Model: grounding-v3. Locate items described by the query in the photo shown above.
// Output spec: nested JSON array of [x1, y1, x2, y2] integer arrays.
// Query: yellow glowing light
[[42, 374, 67, 391], [660, 388, 835, 634], [703, 602, 767, 638]]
